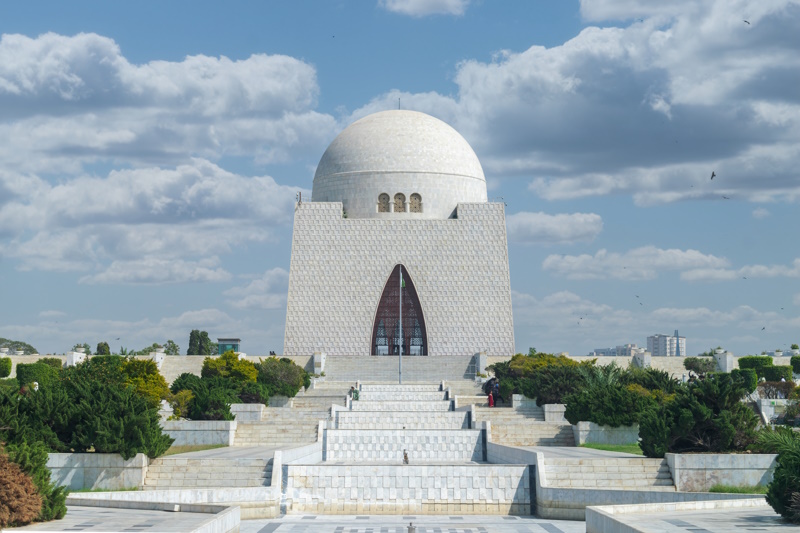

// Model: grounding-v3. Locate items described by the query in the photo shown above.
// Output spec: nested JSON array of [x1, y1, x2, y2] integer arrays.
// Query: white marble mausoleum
[[283, 110, 514, 356]]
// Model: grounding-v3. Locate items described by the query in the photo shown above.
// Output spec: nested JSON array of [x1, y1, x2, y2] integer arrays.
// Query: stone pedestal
[[714, 350, 734, 372], [632, 351, 651, 369], [313, 351, 326, 374]]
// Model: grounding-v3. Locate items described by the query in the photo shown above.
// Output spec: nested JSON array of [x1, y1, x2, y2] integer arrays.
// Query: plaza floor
[[3, 506, 222, 532], [597, 506, 795, 532], [239, 514, 586, 533]]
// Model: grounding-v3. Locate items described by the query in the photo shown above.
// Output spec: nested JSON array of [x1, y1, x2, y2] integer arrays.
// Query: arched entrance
[[371, 265, 428, 355]]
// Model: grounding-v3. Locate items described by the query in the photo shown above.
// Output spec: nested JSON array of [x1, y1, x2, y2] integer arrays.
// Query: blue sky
[[1, 0, 798, 356]]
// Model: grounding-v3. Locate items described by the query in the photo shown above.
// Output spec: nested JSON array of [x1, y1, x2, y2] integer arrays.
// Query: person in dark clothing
[[493, 381, 503, 406]]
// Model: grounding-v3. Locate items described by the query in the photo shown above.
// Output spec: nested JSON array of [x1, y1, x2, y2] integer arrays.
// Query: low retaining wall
[[48, 453, 148, 490], [162, 420, 237, 446], [543, 404, 566, 423], [230, 403, 265, 421], [68, 486, 277, 520], [454, 395, 488, 408], [573, 422, 640, 446], [586, 498, 770, 533], [285, 464, 530, 514], [666, 453, 778, 491]]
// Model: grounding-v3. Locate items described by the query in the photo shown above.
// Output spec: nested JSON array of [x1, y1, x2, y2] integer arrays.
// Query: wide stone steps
[[323, 356, 477, 381], [144, 458, 272, 489], [543, 458, 675, 490], [474, 406, 545, 421], [350, 400, 451, 412], [291, 395, 345, 409], [358, 391, 446, 402], [234, 422, 318, 446], [324, 429, 483, 463], [491, 422, 575, 446], [360, 384, 442, 392], [333, 411, 470, 430]]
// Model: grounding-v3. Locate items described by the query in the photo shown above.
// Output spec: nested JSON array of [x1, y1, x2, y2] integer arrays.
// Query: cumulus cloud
[[379, 0, 469, 17], [681, 258, 800, 282], [0, 159, 304, 280], [0, 32, 337, 173], [355, 0, 800, 205], [543, 246, 729, 280], [506, 211, 603, 244], [224, 268, 290, 309]]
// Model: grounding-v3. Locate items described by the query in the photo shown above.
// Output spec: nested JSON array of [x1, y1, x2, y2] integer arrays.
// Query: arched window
[[409, 193, 422, 213], [378, 193, 390, 213], [371, 265, 427, 356], [394, 193, 406, 213]]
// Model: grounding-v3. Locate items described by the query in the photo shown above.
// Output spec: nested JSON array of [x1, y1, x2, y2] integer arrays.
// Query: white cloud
[[680, 258, 800, 281], [0, 159, 304, 280], [379, 0, 469, 17], [752, 207, 771, 219], [506, 211, 603, 244], [38, 310, 66, 318], [224, 268, 290, 309], [0, 32, 337, 173], [80, 257, 231, 285], [355, 0, 800, 204], [543, 246, 729, 280]]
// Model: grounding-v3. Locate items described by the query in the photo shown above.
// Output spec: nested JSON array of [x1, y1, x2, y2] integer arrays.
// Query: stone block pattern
[[333, 411, 469, 430], [358, 391, 446, 402], [284, 202, 514, 356], [285, 464, 529, 515], [349, 400, 451, 412], [324, 429, 483, 462]]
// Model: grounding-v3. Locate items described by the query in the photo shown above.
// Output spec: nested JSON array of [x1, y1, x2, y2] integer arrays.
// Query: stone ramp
[[144, 457, 272, 489], [543, 457, 675, 490]]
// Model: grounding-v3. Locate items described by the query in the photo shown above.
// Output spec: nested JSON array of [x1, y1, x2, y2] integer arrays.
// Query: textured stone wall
[[284, 201, 514, 356], [285, 464, 530, 515], [324, 429, 483, 462]]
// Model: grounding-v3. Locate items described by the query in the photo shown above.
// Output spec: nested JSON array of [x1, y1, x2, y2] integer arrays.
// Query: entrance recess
[[371, 265, 428, 356]]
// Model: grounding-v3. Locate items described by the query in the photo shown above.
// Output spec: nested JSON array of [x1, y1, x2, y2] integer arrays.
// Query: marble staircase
[[144, 457, 272, 489], [543, 457, 675, 490]]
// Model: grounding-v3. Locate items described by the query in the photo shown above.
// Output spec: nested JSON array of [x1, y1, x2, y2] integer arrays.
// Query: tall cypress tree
[[187, 330, 200, 355]]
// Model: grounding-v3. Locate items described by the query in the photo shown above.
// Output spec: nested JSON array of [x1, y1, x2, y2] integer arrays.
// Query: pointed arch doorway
[[371, 265, 428, 356]]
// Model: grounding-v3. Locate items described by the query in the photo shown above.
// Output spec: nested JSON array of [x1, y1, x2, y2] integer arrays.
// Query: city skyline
[[1, 1, 799, 356]]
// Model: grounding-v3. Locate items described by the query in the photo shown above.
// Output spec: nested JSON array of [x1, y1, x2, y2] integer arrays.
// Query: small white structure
[[149, 346, 166, 369]]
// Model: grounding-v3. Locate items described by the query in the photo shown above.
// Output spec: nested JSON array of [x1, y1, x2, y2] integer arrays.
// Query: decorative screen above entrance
[[372, 265, 428, 356]]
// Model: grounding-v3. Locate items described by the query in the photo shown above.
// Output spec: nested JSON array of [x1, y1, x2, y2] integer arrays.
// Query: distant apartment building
[[647, 330, 686, 357], [591, 344, 647, 357]]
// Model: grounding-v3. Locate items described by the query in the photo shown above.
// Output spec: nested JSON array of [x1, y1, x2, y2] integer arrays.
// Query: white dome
[[311, 110, 487, 219]]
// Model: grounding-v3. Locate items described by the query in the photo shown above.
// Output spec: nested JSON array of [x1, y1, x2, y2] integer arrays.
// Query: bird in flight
[[761, 326, 766, 330], [711, 171, 716, 180], [743, 20, 750, 24], [722, 196, 730, 199]]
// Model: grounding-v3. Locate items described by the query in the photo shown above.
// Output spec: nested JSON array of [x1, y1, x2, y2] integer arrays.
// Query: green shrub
[[758, 381, 796, 400], [257, 357, 306, 398], [792, 356, 800, 375], [170, 372, 203, 394], [15, 363, 59, 389], [565, 383, 655, 427], [683, 356, 716, 375], [168, 390, 194, 419], [201, 351, 257, 383], [238, 381, 270, 404], [63, 355, 126, 386], [621, 367, 679, 393], [756, 427, 800, 523], [639, 373, 758, 458], [731, 368, 758, 393], [0, 449, 42, 527], [190, 386, 236, 421], [63, 378, 173, 458], [761, 365, 793, 382], [0, 357, 12, 378], [5, 440, 67, 522], [738, 356, 774, 377], [120, 359, 170, 408], [36, 358, 63, 371]]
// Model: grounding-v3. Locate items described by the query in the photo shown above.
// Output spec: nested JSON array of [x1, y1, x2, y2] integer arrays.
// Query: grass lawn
[[580, 443, 644, 455], [708, 484, 768, 494], [163, 444, 228, 456]]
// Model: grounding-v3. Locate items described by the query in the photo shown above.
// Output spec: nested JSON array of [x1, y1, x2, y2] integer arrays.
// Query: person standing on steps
[[493, 381, 503, 406], [487, 385, 494, 407]]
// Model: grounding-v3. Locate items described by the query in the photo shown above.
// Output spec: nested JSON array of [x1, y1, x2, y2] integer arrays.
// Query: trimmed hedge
[[683, 356, 716, 374], [762, 365, 793, 382], [738, 355, 774, 377], [36, 358, 63, 371], [791, 355, 800, 374], [15, 364, 59, 389], [0, 357, 10, 378], [731, 368, 758, 393]]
